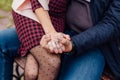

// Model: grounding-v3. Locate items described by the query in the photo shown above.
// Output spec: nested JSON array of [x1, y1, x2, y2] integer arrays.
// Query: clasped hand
[[40, 32, 73, 54]]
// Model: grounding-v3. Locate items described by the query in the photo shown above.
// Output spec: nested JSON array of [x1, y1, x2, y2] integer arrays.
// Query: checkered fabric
[[30, 0, 42, 12], [12, 0, 67, 56]]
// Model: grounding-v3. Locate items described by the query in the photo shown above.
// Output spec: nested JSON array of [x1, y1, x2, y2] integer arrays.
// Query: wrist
[[42, 25, 56, 34], [69, 41, 73, 52], [64, 41, 76, 55], [71, 41, 75, 52]]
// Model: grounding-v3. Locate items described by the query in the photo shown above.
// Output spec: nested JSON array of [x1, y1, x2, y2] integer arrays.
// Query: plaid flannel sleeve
[[30, 0, 42, 12]]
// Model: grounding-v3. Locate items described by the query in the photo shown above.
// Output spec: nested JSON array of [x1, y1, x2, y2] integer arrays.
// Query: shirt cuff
[[30, 0, 42, 12]]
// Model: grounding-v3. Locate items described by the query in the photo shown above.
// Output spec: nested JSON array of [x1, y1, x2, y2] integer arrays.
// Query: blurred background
[[0, 0, 13, 30], [0, 1, 24, 80]]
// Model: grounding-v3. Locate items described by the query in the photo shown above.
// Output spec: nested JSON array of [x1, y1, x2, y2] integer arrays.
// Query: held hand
[[48, 32, 71, 54], [59, 38, 73, 53], [49, 32, 71, 41], [40, 34, 51, 50], [47, 40, 65, 54], [40, 33, 65, 53], [47, 38, 73, 53], [40, 33, 71, 54]]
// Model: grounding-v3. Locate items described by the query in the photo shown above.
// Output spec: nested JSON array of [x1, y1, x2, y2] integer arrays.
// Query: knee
[[30, 46, 61, 68], [47, 55, 61, 68], [39, 54, 61, 69], [25, 70, 38, 80]]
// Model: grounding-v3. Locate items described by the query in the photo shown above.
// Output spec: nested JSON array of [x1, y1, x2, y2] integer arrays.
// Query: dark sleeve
[[71, 0, 120, 54], [30, 0, 42, 12]]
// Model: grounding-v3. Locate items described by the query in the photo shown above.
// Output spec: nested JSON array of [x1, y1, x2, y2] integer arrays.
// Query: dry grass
[[0, 0, 13, 30]]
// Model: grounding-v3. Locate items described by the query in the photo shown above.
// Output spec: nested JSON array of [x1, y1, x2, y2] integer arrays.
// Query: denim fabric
[[58, 49, 105, 80], [57, 29, 105, 80], [0, 28, 20, 57], [71, 0, 120, 78], [0, 28, 20, 80]]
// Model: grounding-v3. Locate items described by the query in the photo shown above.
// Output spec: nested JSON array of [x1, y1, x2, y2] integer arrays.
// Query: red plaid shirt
[[12, 0, 67, 56]]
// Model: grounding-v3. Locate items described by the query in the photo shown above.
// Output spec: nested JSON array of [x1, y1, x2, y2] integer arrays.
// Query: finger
[[48, 41, 54, 53], [40, 35, 51, 44], [57, 36, 70, 43], [42, 34, 50, 40], [40, 37, 51, 47], [57, 33, 70, 39], [51, 40, 56, 48], [55, 42, 63, 53], [52, 39, 65, 53], [58, 48, 63, 53], [44, 35, 50, 40], [51, 41, 59, 54], [59, 43, 65, 52], [48, 41, 59, 54], [45, 37, 51, 42], [58, 44, 64, 53], [63, 34, 71, 40], [61, 38, 68, 44], [43, 45, 49, 50]]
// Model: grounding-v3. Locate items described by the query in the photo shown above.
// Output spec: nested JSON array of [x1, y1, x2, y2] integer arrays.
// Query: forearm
[[35, 8, 56, 34], [30, 0, 56, 34], [71, 23, 119, 53], [72, 0, 120, 54]]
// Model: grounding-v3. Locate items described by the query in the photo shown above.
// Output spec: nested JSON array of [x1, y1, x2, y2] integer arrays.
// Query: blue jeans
[[0, 28, 20, 80], [0, 28, 105, 80], [58, 49, 105, 80], [57, 29, 105, 80]]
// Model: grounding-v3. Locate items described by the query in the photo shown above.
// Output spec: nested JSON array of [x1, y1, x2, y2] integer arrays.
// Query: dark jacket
[[70, 0, 120, 79]]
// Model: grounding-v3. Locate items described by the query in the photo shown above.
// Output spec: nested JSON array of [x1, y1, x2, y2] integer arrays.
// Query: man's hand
[[48, 32, 71, 53], [60, 38, 73, 53], [47, 38, 73, 53]]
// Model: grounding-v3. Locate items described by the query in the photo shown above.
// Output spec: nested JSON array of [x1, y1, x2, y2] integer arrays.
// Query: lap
[[0, 28, 19, 80], [0, 28, 20, 57], [30, 46, 61, 67], [58, 48, 105, 80]]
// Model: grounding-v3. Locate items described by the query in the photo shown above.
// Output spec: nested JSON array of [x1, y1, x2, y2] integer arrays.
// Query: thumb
[[40, 35, 51, 43], [61, 39, 70, 46]]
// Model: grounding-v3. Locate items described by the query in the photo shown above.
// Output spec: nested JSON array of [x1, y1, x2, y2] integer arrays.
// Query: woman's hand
[[48, 32, 71, 54], [40, 32, 71, 54], [35, 7, 71, 54], [50, 33, 72, 53]]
